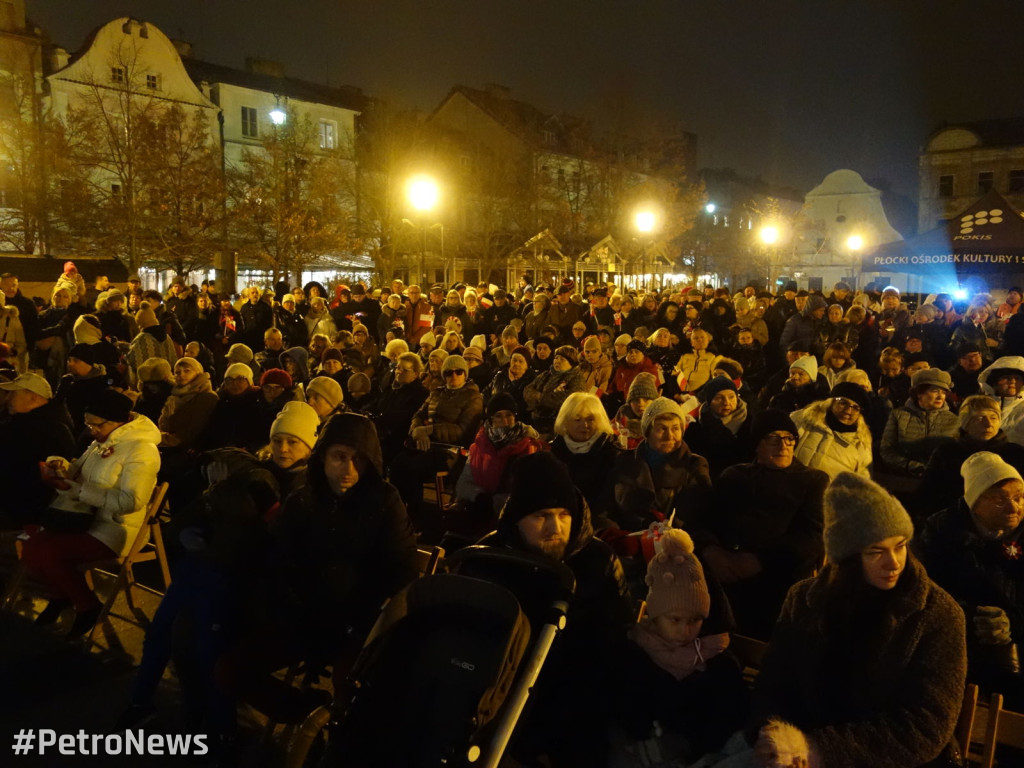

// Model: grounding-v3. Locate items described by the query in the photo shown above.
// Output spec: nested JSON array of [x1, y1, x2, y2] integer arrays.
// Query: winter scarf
[[628, 619, 730, 681], [562, 431, 604, 454]]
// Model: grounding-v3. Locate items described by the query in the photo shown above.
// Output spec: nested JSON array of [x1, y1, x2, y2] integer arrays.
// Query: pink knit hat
[[644, 529, 711, 620]]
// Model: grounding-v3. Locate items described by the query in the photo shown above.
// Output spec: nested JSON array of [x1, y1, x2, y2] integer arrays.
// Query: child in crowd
[[609, 528, 747, 767]]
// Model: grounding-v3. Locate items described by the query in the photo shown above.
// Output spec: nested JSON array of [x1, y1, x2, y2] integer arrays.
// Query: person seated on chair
[[478, 451, 633, 767], [450, 392, 546, 537], [916, 452, 1024, 709], [0, 372, 77, 530], [608, 528, 748, 767], [737, 472, 966, 768], [117, 402, 318, 734], [22, 389, 160, 639], [216, 413, 418, 725], [389, 354, 483, 534]]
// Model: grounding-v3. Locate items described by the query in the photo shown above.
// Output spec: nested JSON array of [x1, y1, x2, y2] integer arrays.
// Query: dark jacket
[[752, 556, 966, 768], [0, 398, 77, 520], [411, 380, 484, 447], [240, 299, 274, 351], [272, 414, 418, 649], [609, 441, 712, 531], [681, 403, 753, 481], [483, 369, 536, 422], [693, 459, 828, 639], [549, 433, 620, 524], [195, 387, 268, 452]]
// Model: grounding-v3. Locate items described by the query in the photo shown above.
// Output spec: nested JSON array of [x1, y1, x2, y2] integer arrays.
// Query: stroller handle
[[447, 544, 577, 597]]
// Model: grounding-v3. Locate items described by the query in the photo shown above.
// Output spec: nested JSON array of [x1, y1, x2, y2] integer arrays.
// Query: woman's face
[[222, 374, 250, 397], [964, 408, 1001, 441], [444, 336, 460, 352], [535, 344, 552, 360], [828, 354, 848, 371], [788, 368, 811, 387], [973, 308, 990, 324], [652, 333, 669, 348], [52, 290, 70, 309], [709, 390, 737, 418], [583, 347, 601, 364], [828, 307, 843, 323], [270, 434, 311, 469], [197, 295, 210, 310], [572, 323, 586, 338], [915, 385, 948, 411], [861, 535, 908, 591], [552, 355, 571, 373], [428, 355, 444, 373], [691, 332, 709, 351], [647, 414, 683, 454], [879, 358, 902, 377], [614, 342, 627, 358], [174, 364, 199, 387], [508, 353, 528, 379], [664, 305, 678, 321], [830, 396, 861, 425], [685, 305, 699, 320], [566, 411, 598, 442]]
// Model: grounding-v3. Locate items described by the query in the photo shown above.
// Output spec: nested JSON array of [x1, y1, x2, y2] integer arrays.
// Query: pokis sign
[[868, 253, 1024, 267]]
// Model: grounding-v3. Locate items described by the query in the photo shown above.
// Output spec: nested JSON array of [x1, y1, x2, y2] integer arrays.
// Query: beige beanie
[[962, 451, 1024, 509], [226, 343, 254, 363], [583, 335, 602, 353], [270, 401, 320, 449], [137, 357, 173, 383], [306, 375, 343, 409], [644, 529, 711, 620], [135, 301, 159, 331]]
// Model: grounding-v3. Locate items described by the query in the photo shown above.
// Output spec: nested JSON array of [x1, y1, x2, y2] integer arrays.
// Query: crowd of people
[[6, 263, 1024, 766]]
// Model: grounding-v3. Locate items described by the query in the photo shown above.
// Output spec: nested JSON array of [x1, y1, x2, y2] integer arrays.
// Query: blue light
[[953, 289, 968, 301]]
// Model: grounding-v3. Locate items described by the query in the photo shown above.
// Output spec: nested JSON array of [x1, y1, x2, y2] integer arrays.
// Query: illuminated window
[[318, 121, 336, 149]]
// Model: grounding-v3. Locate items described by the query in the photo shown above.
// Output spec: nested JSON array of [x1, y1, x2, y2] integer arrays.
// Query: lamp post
[[760, 225, 780, 287], [845, 234, 863, 290], [407, 175, 439, 286], [635, 208, 656, 293]]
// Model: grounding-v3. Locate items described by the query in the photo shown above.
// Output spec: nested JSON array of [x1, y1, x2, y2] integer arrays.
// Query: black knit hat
[[503, 452, 579, 524], [831, 381, 870, 411], [626, 339, 647, 354], [85, 389, 133, 424], [750, 408, 798, 444], [703, 375, 737, 403], [67, 343, 96, 366], [486, 391, 518, 418]]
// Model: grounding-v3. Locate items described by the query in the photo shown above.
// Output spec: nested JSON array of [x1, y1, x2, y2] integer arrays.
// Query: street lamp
[[269, 108, 287, 126], [846, 234, 863, 252], [635, 208, 657, 292], [407, 175, 440, 286], [705, 203, 716, 214], [760, 225, 779, 245]]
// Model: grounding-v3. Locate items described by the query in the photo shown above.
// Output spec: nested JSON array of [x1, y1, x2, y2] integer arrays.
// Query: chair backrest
[[414, 546, 445, 577], [955, 683, 978, 763], [980, 691, 1024, 768], [120, 482, 170, 562], [730, 634, 768, 672]]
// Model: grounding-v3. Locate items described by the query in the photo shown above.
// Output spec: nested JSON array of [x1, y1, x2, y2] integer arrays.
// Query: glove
[[755, 719, 816, 768], [411, 425, 432, 452], [974, 605, 1013, 645]]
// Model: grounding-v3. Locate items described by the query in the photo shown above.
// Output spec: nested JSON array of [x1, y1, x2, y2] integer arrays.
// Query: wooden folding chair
[[85, 481, 171, 643], [730, 634, 769, 686], [980, 691, 1024, 767], [414, 545, 445, 577], [955, 683, 979, 764]]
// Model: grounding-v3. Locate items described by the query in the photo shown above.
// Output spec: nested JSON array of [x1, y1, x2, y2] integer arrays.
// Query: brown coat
[[410, 381, 483, 447]]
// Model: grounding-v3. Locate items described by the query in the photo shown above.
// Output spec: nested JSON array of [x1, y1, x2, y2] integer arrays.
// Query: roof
[[928, 117, 1024, 148], [183, 58, 368, 113]]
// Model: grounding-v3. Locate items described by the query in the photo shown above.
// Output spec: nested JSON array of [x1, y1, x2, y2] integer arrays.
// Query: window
[[938, 175, 954, 197], [111, 67, 126, 85], [978, 171, 994, 194], [542, 130, 555, 146], [318, 120, 336, 150], [1010, 170, 1024, 193], [241, 106, 258, 138], [146, 74, 159, 90]]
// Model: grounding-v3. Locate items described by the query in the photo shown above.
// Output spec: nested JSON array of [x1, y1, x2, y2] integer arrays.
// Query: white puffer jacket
[[979, 356, 1024, 445], [791, 398, 873, 480], [49, 413, 161, 555]]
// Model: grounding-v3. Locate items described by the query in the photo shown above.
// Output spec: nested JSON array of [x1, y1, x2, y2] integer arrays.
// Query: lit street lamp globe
[[705, 203, 716, 214], [760, 226, 779, 245], [408, 175, 440, 212], [635, 210, 656, 233], [269, 108, 287, 126], [846, 234, 864, 251]]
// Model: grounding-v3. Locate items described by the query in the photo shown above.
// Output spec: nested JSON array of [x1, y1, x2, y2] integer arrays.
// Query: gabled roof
[[183, 58, 368, 113]]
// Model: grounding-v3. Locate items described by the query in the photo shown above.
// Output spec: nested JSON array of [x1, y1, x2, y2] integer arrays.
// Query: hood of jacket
[[312, 412, 384, 478], [142, 323, 168, 342], [979, 355, 1024, 390], [494, 486, 595, 562], [797, 397, 872, 445]]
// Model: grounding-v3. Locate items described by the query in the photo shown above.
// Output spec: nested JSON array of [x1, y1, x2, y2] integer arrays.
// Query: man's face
[[755, 431, 795, 468], [744, 287, 756, 298], [128, 279, 141, 292], [171, 283, 184, 296], [1, 277, 17, 298], [557, 291, 571, 305], [811, 306, 825, 320], [265, 333, 283, 351], [67, 357, 92, 378], [882, 294, 900, 311], [1009, 291, 1022, 306], [737, 331, 753, 347], [973, 479, 1024, 536], [905, 361, 930, 378], [96, 276, 110, 290], [626, 348, 644, 366], [904, 337, 923, 354], [517, 507, 573, 561], [408, 287, 422, 304], [592, 294, 607, 308], [324, 444, 363, 494], [394, 360, 420, 385], [52, 291, 70, 309], [960, 351, 983, 372], [247, 287, 261, 303], [794, 296, 808, 311], [834, 288, 849, 301], [292, 288, 305, 302], [502, 335, 519, 353]]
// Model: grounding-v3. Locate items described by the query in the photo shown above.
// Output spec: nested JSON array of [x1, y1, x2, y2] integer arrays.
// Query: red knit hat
[[260, 368, 293, 389]]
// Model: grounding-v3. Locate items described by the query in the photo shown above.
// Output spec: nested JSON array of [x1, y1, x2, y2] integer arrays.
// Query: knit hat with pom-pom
[[644, 528, 711, 620]]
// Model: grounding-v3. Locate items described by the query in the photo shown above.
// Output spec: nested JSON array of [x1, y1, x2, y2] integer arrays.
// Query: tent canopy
[[863, 189, 1024, 275]]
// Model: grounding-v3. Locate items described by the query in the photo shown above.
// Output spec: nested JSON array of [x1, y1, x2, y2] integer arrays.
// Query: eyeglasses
[[833, 397, 862, 413], [983, 493, 1024, 511], [442, 369, 466, 378], [84, 418, 110, 431], [262, 383, 285, 392], [762, 434, 796, 447]]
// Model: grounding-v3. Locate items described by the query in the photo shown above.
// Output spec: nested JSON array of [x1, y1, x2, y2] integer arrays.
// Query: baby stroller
[[309, 545, 575, 768]]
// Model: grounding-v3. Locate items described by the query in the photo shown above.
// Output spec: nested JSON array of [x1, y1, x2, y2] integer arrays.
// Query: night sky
[[25, 0, 1024, 202]]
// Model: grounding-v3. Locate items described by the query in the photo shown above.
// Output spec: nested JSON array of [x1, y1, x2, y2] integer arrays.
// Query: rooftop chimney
[[172, 39, 193, 58]]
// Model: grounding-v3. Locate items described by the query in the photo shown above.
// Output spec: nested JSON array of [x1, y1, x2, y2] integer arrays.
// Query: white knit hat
[[419, 332, 436, 348], [270, 401, 320, 449], [470, 335, 488, 351], [962, 451, 1024, 509], [224, 362, 254, 383], [790, 355, 818, 381]]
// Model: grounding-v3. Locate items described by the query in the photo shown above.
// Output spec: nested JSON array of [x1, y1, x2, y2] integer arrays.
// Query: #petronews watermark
[[11, 728, 209, 757]]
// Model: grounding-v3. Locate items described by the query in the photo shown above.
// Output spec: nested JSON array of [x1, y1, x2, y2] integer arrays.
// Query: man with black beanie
[[479, 451, 632, 767]]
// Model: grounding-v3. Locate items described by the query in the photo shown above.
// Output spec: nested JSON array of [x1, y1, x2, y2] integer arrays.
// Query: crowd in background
[[6, 261, 1024, 767]]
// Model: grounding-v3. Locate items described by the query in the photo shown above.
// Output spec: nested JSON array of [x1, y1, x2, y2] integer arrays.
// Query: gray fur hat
[[824, 472, 914, 562]]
